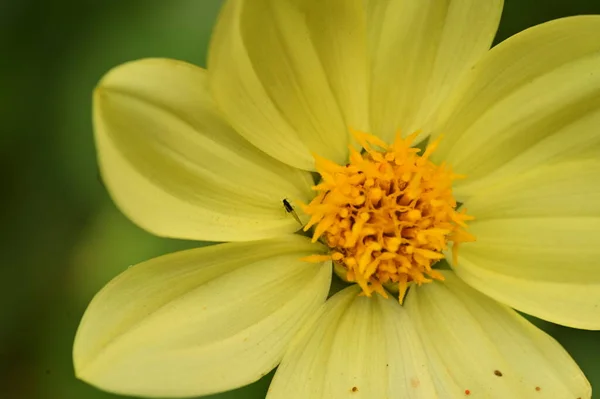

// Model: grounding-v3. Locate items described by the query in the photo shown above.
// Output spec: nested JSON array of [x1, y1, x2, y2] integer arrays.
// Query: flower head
[[74, 1, 600, 398], [302, 131, 475, 301]]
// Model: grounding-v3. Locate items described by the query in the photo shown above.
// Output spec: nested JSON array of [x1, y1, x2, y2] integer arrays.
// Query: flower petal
[[431, 16, 600, 194], [209, 0, 369, 169], [406, 271, 590, 398], [73, 235, 331, 398], [456, 160, 600, 329], [453, 217, 600, 330], [367, 0, 503, 143], [267, 286, 438, 399], [94, 58, 314, 242], [464, 160, 600, 219]]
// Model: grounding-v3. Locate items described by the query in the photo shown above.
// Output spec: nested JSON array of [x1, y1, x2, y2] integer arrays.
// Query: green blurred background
[[2, 1, 600, 398]]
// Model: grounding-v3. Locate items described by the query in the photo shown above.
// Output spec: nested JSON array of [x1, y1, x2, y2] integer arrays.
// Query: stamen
[[301, 130, 475, 301]]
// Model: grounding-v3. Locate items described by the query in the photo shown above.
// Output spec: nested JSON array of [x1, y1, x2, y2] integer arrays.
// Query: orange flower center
[[301, 131, 475, 302]]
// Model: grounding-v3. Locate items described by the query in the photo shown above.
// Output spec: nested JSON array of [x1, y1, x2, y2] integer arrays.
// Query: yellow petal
[[73, 235, 331, 398], [209, 0, 369, 169], [459, 161, 600, 329], [456, 158, 600, 331], [454, 217, 600, 330], [94, 58, 314, 242], [367, 0, 503, 144], [267, 286, 437, 399], [406, 271, 590, 398], [432, 16, 600, 194], [464, 160, 600, 219]]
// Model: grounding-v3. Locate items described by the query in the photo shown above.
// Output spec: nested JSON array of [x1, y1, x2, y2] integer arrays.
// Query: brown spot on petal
[[411, 377, 420, 388], [535, 386, 541, 392], [465, 389, 471, 396], [351, 386, 358, 393], [494, 370, 503, 377]]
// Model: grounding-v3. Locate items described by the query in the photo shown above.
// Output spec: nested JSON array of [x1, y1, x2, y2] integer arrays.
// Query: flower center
[[301, 131, 475, 302]]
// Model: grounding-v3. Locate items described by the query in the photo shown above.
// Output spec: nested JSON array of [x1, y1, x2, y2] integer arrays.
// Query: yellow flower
[[74, 1, 600, 398]]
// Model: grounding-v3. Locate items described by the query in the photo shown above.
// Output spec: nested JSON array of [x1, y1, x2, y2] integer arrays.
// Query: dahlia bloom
[[74, 1, 600, 398]]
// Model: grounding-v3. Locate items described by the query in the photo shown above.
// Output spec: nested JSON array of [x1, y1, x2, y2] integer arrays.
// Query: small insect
[[282, 199, 302, 225]]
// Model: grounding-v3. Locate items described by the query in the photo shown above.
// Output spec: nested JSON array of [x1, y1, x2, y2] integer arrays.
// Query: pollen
[[301, 130, 475, 302]]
